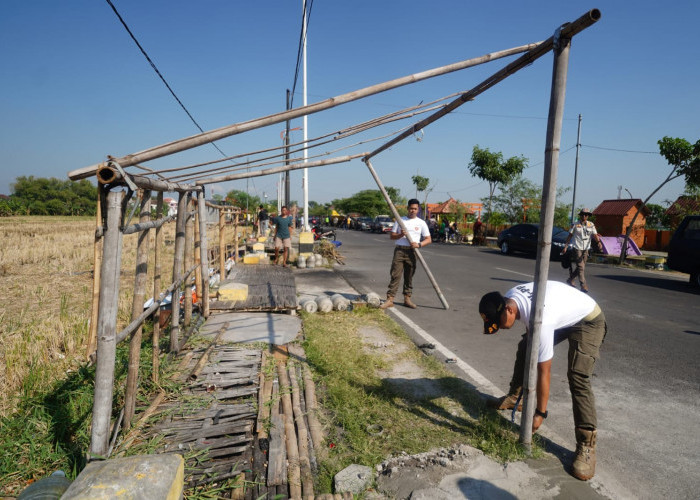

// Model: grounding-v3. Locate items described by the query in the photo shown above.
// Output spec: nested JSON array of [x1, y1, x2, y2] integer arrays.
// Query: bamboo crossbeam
[[115, 263, 198, 345], [364, 159, 450, 309], [68, 42, 539, 181], [119, 213, 176, 236], [364, 9, 600, 161], [94, 162, 201, 192], [197, 153, 366, 185]]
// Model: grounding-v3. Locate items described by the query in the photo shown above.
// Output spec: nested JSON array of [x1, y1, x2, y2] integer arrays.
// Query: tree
[[225, 190, 261, 211], [386, 186, 406, 206], [468, 145, 527, 218], [7, 176, 97, 216], [332, 189, 393, 217], [411, 175, 432, 218], [644, 203, 670, 229], [488, 176, 571, 227], [620, 136, 700, 263]]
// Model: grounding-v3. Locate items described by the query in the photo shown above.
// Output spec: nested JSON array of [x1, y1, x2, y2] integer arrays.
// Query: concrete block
[[243, 254, 260, 265], [218, 282, 249, 301], [62, 454, 184, 500], [252, 242, 265, 253], [299, 231, 314, 256], [334, 464, 373, 495]]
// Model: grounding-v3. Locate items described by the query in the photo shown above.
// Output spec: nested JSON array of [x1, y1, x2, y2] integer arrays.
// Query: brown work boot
[[487, 390, 523, 411], [566, 277, 576, 287], [572, 428, 597, 481], [379, 296, 394, 310], [403, 295, 417, 309]]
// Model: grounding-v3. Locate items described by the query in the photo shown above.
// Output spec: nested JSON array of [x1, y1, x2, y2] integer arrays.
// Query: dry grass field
[[0, 215, 233, 416]]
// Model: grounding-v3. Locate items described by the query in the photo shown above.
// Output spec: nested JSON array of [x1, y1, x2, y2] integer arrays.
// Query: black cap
[[479, 291, 506, 334]]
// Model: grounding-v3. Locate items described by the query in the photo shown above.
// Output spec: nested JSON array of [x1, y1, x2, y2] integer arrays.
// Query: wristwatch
[[535, 408, 548, 419]]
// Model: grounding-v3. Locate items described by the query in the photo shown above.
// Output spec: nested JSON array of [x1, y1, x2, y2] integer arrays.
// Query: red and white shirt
[[392, 216, 430, 246]]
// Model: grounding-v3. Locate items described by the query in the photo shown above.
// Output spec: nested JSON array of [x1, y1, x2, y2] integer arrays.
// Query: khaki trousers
[[569, 249, 589, 287], [386, 246, 416, 297], [507, 310, 607, 430]]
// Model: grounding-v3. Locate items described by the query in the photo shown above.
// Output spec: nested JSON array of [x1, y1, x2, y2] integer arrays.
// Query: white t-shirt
[[569, 220, 597, 250], [392, 216, 430, 246], [505, 281, 597, 362]]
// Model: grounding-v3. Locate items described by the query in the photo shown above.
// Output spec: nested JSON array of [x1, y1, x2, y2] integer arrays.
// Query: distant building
[[425, 198, 482, 220], [592, 199, 650, 248], [664, 195, 700, 227]]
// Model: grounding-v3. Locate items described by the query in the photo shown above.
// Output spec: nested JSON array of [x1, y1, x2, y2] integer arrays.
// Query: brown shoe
[[566, 278, 576, 287], [403, 295, 417, 309], [379, 297, 394, 310], [572, 428, 597, 480], [487, 391, 523, 411]]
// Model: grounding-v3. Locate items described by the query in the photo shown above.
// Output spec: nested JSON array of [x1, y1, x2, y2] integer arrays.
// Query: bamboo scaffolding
[[364, 159, 450, 309], [86, 184, 103, 360], [170, 192, 188, 352], [90, 189, 124, 457], [94, 161, 200, 192], [153, 192, 164, 384], [288, 363, 314, 498], [218, 209, 227, 280], [197, 191, 210, 318], [69, 42, 539, 182], [364, 9, 601, 161], [124, 190, 151, 430], [194, 204, 203, 311], [277, 362, 301, 499], [233, 212, 239, 264], [302, 365, 324, 459], [267, 376, 286, 487]]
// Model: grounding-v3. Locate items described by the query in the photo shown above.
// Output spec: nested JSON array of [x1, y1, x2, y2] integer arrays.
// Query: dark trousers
[[386, 246, 416, 297], [507, 310, 607, 430]]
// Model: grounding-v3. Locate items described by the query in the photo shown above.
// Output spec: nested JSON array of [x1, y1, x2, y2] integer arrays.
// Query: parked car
[[355, 216, 373, 231], [667, 215, 700, 286], [372, 215, 394, 233], [497, 223, 569, 258]]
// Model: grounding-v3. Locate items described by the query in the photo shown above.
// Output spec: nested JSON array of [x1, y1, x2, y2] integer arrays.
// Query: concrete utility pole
[[570, 113, 582, 224], [285, 89, 291, 207], [302, 0, 309, 230]]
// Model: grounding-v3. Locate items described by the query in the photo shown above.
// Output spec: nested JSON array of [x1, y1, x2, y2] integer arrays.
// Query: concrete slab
[[61, 454, 183, 500], [200, 311, 301, 345], [294, 267, 360, 301]]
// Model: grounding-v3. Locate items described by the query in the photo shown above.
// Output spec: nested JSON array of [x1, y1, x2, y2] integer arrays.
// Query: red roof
[[665, 195, 700, 215], [428, 197, 479, 215], [593, 199, 650, 216]]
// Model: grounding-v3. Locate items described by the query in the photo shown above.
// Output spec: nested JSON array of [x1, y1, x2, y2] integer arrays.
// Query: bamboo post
[[86, 184, 103, 360], [364, 159, 450, 309], [520, 26, 573, 453], [124, 190, 152, 430], [90, 189, 124, 457], [184, 198, 194, 327], [288, 363, 314, 497], [194, 201, 203, 311], [277, 362, 301, 499], [170, 191, 188, 352], [233, 211, 239, 264], [152, 192, 164, 384], [219, 208, 226, 280], [267, 375, 286, 487], [197, 190, 210, 318], [302, 365, 324, 458]]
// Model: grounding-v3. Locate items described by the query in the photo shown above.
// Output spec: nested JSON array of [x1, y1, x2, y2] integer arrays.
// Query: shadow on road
[[598, 274, 700, 295]]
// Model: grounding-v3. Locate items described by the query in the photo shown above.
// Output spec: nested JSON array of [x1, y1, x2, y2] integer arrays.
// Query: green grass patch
[[301, 307, 541, 492]]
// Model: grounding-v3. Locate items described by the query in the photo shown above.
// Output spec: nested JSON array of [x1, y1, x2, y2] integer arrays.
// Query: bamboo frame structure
[[152, 192, 164, 384], [86, 184, 103, 360], [80, 9, 601, 458]]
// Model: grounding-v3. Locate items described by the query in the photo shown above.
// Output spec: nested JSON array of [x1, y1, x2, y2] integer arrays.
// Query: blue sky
[[1, 1, 698, 212]]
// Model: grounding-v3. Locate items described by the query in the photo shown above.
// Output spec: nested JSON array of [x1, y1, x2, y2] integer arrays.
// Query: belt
[[396, 245, 414, 250], [582, 303, 602, 322]]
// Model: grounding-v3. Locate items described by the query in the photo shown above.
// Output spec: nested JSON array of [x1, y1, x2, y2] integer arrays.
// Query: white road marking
[[495, 267, 534, 278], [388, 308, 504, 397]]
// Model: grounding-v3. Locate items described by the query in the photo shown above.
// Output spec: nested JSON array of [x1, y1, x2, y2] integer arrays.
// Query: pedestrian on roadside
[[562, 208, 601, 293], [257, 204, 269, 237], [473, 216, 484, 246], [438, 219, 447, 243], [478, 280, 606, 481], [380, 199, 432, 310], [271, 206, 294, 267]]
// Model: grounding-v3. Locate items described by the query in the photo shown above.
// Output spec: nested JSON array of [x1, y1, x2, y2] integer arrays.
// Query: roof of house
[[665, 195, 700, 215], [427, 197, 479, 215], [592, 199, 650, 217]]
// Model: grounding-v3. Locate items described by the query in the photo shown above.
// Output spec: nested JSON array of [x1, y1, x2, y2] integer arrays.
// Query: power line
[[581, 144, 659, 154], [104, 0, 228, 158], [290, 0, 314, 108]]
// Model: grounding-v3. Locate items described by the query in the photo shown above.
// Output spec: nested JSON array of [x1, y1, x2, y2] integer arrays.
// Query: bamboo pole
[[197, 153, 365, 186], [520, 25, 573, 453], [94, 162, 199, 192], [86, 184, 103, 360], [90, 189, 124, 457], [364, 9, 601, 161], [188, 322, 229, 381], [170, 192, 188, 352], [288, 363, 314, 498], [218, 209, 226, 280], [233, 212, 239, 264], [184, 198, 194, 327], [69, 43, 540, 181], [267, 376, 286, 487], [197, 190, 210, 318], [364, 159, 449, 309], [124, 190, 152, 430], [302, 365, 324, 459], [194, 202, 203, 311], [153, 192, 164, 384], [277, 362, 301, 499]]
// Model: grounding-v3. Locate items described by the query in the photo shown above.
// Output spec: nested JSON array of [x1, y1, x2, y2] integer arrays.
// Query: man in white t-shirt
[[478, 281, 607, 481], [379, 199, 431, 309]]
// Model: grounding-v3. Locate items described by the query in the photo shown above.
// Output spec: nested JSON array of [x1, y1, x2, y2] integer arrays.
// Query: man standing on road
[[257, 204, 269, 237], [380, 199, 431, 310], [562, 208, 601, 293], [271, 206, 294, 267], [478, 281, 607, 481]]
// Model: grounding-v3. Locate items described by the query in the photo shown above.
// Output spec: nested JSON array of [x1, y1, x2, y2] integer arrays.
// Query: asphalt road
[[331, 228, 700, 500]]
